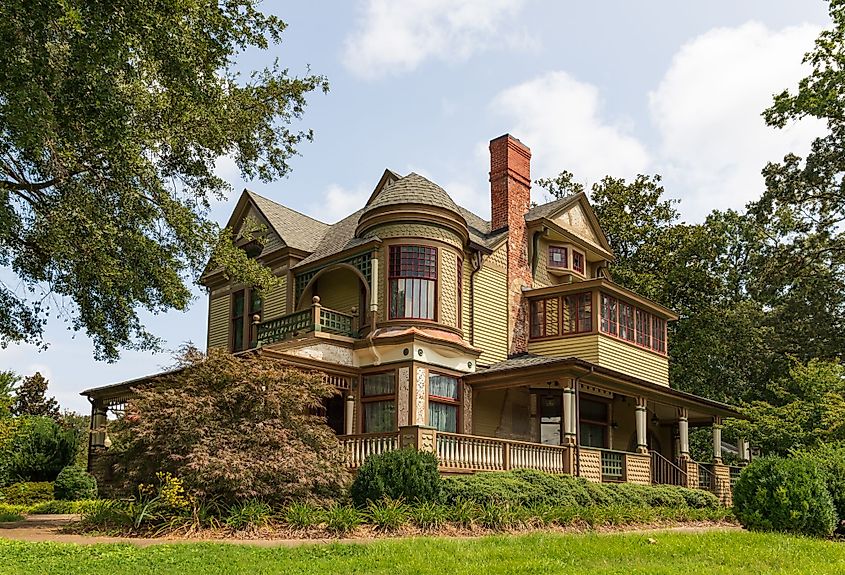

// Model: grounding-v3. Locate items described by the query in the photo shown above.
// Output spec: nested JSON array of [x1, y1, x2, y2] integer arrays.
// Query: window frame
[[230, 288, 263, 352], [572, 249, 586, 275], [599, 291, 668, 356], [388, 244, 439, 321], [456, 256, 463, 331], [360, 370, 397, 434], [578, 395, 611, 449], [427, 372, 462, 433], [528, 291, 593, 340], [548, 245, 569, 269]]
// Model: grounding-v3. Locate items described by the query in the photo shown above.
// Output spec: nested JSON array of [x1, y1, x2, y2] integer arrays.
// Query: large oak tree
[[0, 1, 327, 360]]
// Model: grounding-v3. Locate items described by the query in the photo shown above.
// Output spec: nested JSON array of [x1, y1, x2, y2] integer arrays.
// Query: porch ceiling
[[465, 354, 741, 420]]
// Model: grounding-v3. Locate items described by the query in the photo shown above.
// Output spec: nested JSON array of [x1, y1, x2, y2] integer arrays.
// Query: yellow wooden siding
[[316, 269, 360, 315], [439, 249, 458, 328], [527, 334, 601, 363], [461, 257, 471, 340], [472, 387, 532, 441], [596, 336, 669, 386], [207, 295, 229, 350], [487, 242, 507, 270], [262, 275, 287, 320], [473, 264, 508, 365], [533, 239, 552, 287]]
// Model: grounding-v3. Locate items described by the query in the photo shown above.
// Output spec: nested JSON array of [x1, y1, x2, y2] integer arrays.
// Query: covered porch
[[338, 355, 744, 503]]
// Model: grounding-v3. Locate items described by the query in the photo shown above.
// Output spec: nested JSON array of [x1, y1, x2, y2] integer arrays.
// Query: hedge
[[0, 482, 54, 505]]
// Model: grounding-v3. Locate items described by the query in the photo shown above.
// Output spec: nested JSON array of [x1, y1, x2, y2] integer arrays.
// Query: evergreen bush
[[0, 481, 54, 505], [53, 466, 97, 501], [733, 456, 837, 537], [349, 448, 441, 506]]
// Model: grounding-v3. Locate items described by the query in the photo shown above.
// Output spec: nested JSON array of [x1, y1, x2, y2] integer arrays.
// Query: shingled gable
[[525, 192, 614, 259]]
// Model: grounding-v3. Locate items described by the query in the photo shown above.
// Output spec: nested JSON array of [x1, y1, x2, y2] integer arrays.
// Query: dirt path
[[0, 515, 742, 547]]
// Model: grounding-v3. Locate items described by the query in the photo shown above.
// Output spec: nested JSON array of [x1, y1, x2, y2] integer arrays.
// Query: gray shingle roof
[[293, 208, 371, 269], [364, 173, 463, 215], [475, 353, 563, 374], [248, 190, 329, 252], [524, 192, 585, 223]]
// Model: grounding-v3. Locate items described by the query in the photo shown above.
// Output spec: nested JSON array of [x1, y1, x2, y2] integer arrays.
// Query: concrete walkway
[[0, 515, 741, 547]]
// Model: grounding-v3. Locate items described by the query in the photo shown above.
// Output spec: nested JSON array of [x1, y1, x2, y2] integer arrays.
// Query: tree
[[728, 359, 845, 455], [111, 348, 349, 506], [11, 372, 60, 421], [535, 170, 585, 200], [0, 2, 328, 360], [0, 370, 18, 418], [3, 416, 79, 483]]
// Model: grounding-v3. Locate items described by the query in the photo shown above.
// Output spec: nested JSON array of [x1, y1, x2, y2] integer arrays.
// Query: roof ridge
[[246, 189, 329, 227]]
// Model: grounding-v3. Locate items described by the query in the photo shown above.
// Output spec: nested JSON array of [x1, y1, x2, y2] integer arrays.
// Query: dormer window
[[548, 246, 568, 268]]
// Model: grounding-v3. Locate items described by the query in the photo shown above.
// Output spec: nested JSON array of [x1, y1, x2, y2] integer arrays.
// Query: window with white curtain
[[428, 373, 460, 433]]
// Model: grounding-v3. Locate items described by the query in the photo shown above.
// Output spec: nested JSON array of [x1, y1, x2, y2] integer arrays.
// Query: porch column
[[678, 408, 690, 461], [635, 397, 648, 454], [563, 380, 577, 445], [712, 416, 723, 464], [738, 437, 750, 464], [345, 394, 355, 435]]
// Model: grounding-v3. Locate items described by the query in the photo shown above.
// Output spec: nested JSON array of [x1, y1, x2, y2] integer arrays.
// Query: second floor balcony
[[257, 296, 357, 346]]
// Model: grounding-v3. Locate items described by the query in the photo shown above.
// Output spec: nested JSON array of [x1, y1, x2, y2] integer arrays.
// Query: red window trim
[[529, 291, 593, 339], [388, 245, 438, 321], [599, 291, 668, 356], [428, 371, 462, 432], [572, 249, 586, 275], [360, 370, 397, 434], [456, 257, 463, 331], [548, 245, 569, 269]]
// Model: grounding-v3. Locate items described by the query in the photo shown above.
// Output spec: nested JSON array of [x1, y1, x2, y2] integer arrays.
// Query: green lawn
[[1, 530, 844, 574]]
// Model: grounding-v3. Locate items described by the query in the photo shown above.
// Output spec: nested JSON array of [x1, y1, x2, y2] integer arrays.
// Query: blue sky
[[0, 1, 832, 413]]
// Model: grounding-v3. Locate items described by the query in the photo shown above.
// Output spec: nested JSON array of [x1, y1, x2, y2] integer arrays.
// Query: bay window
[[389, 245, 437, 320], [361, 372, 396, 433], [428, 373, 460, 433]]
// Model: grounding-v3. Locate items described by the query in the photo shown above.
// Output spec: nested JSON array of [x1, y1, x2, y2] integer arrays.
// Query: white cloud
[[343, 0, 530, 79], [315, 184, 371, 223], [649, 21, 825, 219], [489, 71, 651, 205]]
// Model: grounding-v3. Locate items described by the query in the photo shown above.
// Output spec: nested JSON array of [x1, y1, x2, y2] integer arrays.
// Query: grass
[[1, 531, 845, 574]]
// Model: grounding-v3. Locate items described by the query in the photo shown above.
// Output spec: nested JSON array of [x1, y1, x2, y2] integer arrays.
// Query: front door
[[324, 394, 345, 435], [539, 394, 562, 445]]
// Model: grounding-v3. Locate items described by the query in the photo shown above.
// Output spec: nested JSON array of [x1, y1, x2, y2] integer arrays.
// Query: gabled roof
[[293, 208, 372, 269], [525, 192, 613, 256], [245, 190, 329, 252]]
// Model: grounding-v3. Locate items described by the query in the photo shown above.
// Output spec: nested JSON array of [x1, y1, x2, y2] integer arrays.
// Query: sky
[[0, 0, 833, 413]]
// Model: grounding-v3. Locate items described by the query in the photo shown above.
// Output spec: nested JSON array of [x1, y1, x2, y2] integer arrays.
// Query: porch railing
[[257, 296, 355, 346], [338, 432, 399, 468], [650, 450, 688, 486], [435, 432, 569, 474], [600, 449, 625, 481]]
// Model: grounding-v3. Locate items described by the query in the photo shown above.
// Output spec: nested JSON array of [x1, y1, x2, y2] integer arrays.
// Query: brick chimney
[[489, 134, 532, 355]]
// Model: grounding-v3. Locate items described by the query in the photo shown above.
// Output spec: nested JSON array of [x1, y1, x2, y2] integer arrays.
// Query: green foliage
[[535, 170, 585, 200], [349, 448, 441, 507], [0, 481, 53, 505], [323, 503, 362, 535], [0, 1, 328, 359], [225, 500, 272, 531], [0, 510, 23, 522], [0, 371, 18, 418], [733, 456, 837, 537], [798, 444, 845, 520], [28, 499, 100, 515], [408, 500, 449, 530], [729, 359, 845, 455], [441, 469, 719, 509], [283, 501, 324, 530], [365, 498, 409, 532], [111, 348, 349, 507], [4, 417, 78, 483], [53, 466, 97, 501], [11, 373, 59, 421]]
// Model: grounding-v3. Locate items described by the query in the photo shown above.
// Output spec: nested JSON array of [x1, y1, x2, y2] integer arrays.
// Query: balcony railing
[[257, 296, 355, 346]]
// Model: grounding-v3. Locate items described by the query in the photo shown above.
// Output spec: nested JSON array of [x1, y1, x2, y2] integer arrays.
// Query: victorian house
[[83, 135, 744, 502]]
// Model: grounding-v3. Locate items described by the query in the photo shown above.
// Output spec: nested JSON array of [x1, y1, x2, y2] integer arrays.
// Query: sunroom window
[[389, 245, 437, 320], [600, 292, 668, 354]]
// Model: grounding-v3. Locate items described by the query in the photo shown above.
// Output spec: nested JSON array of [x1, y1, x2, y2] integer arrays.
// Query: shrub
[[802, 444, 845, 520], [0, 481, 53, 505], [365, 498, 409, 532], [111, 348, 350, 507], [441, 469, 719, 509], [409, 501, 449, 530], [283, 501, 323, 530], [225, 499, 272, 531], [0, 510, 23, 522], [4, 417, 78, 482], [733, 456, 837, 537], [350, 448, 441, 507], [54, 466, 97, 501], [323, 503, 361, 535], [0, 503, 29, 518], [79, 500, 133, 531], [449, 498, 479, 528]]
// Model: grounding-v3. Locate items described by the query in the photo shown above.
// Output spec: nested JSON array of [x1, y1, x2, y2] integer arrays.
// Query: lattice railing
[[319, 308, 354, 336], [257, 309, 312, 345], [600, 449, 625, 481]]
